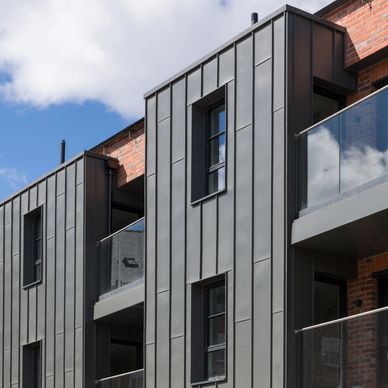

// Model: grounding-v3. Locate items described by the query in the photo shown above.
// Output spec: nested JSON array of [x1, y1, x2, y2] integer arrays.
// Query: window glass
[[208, 285, 225, 315], [23, 342, 41, 388], [314, 280, 342, 324], [206, 283, 226, 379], [210, 105, 226, 136], [209, 133, 226, 166], [207, 349, 225, 378], [208, 315, 225, 346], [313, 92, 341, 124], [207, 103, 226, 195], [208, 167, 225, 194], [24, 207, 43, 286]]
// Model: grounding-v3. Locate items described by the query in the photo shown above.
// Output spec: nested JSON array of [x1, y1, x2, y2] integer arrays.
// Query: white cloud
[[0, 0, 332, 118], [0, 167, 28, 190], [306, 125, 388, 207]]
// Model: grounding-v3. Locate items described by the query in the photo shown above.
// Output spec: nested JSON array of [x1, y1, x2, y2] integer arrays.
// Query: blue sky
[[0, 100, 130, 201], [0, 0, 330, 202]]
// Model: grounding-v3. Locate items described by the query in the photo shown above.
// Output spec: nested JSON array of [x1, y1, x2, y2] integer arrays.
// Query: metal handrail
[[295, 304, 388, 334], [295, 84, 388, 138], [96, 368, 144, 383], [98, 217, 144, 244]]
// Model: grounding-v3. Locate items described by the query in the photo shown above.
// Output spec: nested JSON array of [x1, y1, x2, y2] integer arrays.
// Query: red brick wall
[[322, 0, 387, 105], [322, 0, 387, 69], [345, 253, 388, 387], [347, 58, 388, 104], [94, 120, 145, 187]]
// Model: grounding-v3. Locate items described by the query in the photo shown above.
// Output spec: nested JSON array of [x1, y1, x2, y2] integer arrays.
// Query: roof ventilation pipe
[[60, 139, 66, 164], [251, 12, 258, 25]]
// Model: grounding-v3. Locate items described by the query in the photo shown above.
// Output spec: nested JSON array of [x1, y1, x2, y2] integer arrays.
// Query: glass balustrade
[[296, 307, 388, 388], [298, 86, 388, 211], [96, 369, 144, 388], [97, 218, 144, 296]]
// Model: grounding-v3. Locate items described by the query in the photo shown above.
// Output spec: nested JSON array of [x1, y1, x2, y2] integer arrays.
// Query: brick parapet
[[93, 120, 145, 187]]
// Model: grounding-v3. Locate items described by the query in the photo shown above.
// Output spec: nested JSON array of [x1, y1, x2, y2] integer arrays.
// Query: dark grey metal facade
[[144, 5, 354, 388], [0, 152, 110, 388]]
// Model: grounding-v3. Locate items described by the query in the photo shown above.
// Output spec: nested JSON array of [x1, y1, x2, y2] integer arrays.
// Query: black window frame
[[203, 282, 226, 380], [191, 274, 227, 385], [23, 341, 42, 388], [23, 206, 43, 288], [205, 102, 226, 197], [191, 86, 227, 204]]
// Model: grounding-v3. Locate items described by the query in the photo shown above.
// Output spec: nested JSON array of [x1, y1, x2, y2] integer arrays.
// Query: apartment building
[[144, 0, 387, 387], [0, 119, 146, 388], [0, 0, 387, 387]]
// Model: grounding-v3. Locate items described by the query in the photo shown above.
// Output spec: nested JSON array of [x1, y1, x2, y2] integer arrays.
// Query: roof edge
[[89, 117, 144, 152], [144, 4, 345, 98], [0, 151, 116, 207], [315, 0, 350, 16]]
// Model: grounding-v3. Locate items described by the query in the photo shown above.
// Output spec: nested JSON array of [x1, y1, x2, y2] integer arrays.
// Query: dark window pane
[[210, 105, 226, 136], [313, 93, 341, 124], [208, 315, 225, 346], [209, 133, 226, 167], [208, 285, 225, 316], [207, 349, 225, 378], [208, 167, 225, 194], [314, 281, 342, 324]]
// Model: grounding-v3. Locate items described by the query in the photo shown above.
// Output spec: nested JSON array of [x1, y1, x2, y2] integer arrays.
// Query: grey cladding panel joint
[[156, 117, 171, 293], [156, 290, 170, 388], [172, 78, 186, 163], [255, 23, 272, 65], [273, 16, 285, 112], [236, 36, 253, 130], [187, 68, 202, 106], [157, 87, 171, 123], [146, 96, 157, 176], [203, 57, 218, 96], [235, 126, 253, 321], [254, 60, 272, 262], [253, 259, 271, 387], [219, 47, 235, 86]]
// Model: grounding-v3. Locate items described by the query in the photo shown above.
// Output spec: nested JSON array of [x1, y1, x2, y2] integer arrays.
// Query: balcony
[[292, 87, 388, 258], [296, 306, 388, 388], [297, 86, 388, 213], [96, 369, 144, 388], [98, 218, 144, 297]]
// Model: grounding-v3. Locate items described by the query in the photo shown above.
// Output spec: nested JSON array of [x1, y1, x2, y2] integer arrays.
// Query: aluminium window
[[191, 276, 226, 384], [23, 341, 42, 388], [23, 207, 43, 287], [205, 283, 226, 379], [191, 86, 226, 203], [207, 104, 226, 195]]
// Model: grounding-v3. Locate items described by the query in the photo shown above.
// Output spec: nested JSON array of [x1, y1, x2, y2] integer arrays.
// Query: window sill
[[22, 279, 42, 290], [191, 376, 226, 386], [191, 189, 226, 207]]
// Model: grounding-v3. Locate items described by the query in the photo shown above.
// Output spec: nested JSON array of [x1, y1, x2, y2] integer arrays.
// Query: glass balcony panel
[[298, 116, 341, 210], [96, 369, 144, 388], [298, 87, 388, 212], [98, 218, 144, 296], [297, 308, 388, 388], [340, 90, 388, 193]]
